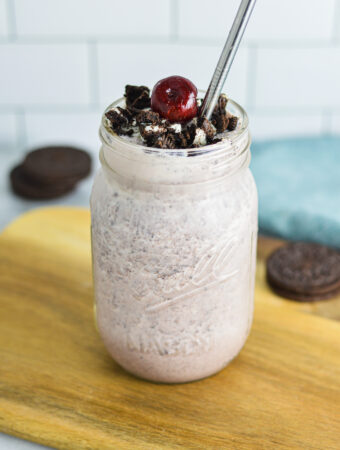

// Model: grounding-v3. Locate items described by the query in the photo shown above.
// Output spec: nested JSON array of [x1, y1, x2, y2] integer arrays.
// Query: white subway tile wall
[[330, 114, 340, 133], [14, 0, 172, 38], [255, 47, 340, 109], [0, 0, 9, 38], [179, 0, 337, 42], [245, 0, 336, 42], [0, 0, 339, 154], [250, 113, 324, 140], [0, 113, 17, 147], [0, 44, 90, 106], [25, 112, 102, 151], [178, 0, 240, 43], [97, 44, 248, 106]]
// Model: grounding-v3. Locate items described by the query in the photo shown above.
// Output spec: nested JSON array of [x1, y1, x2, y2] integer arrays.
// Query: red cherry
[[151, 76, 198, 123]]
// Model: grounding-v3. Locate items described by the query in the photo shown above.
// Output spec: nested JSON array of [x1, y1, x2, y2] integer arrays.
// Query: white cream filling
[[193, 128, 207, 146], [169, 123, 182, 133], [145, 125, 164, 133], [110, 107, 122, 115]]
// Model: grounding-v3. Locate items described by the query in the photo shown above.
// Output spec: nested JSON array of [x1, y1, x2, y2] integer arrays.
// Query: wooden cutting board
[[0, 207, 339, 450]]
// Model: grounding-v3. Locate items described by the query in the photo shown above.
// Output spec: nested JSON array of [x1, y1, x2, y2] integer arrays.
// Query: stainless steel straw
[[199, 0, 257, 120]]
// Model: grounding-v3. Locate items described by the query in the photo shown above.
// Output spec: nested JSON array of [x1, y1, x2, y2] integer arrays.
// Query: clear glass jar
[[91, 98, 258, 383]]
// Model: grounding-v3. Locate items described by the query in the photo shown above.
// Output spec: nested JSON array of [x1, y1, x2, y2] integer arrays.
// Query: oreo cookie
[[266, 242, 340, 302], [10, 146, 92, 200], [10, 164, 75, 200], [23, 146, 91, 185]]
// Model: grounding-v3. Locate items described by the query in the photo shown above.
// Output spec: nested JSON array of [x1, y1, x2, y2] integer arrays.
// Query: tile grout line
[[16, 109, 28, 151], [245, 45, 257, 111], [169, 0, 179, 42], [0, 35, 174, 45], [87, 39, 100, 109], [0, 105, 101, 113], [331, 0, 340, 43], [5, 0, 17, 41], [0, 35, 338, 48]]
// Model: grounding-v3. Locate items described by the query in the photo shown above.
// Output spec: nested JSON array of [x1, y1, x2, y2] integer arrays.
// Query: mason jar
[[91, 97, 258, 383]]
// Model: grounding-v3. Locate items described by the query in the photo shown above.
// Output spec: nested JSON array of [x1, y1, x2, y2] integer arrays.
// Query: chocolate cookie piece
[[266, 242, 340, 301], [227, 114, 238, 131], [139, 123, 168, 147], [106, 85, 239, 149], [105, 107, 134, 136], [10, 164, 75, 200], [211, 94, 229, 133], [136, 109, 161, 126], [23, 146, 91, 185], [198, 118, 216, 144], [125, 85, 151, 111], [154, 133, 178, 149]]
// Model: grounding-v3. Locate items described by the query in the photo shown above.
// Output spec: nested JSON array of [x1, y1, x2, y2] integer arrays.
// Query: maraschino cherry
[[151, 76, 198, 123]]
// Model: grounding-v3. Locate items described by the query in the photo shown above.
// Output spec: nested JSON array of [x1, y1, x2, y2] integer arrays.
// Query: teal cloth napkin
[[250, 136, 340, 248]]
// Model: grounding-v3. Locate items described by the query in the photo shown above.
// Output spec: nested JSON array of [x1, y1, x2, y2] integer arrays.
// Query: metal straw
[[199, 0, 257, 120]]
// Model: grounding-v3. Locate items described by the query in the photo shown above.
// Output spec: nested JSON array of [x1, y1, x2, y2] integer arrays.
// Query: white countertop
[[0, 434, 50, 450]]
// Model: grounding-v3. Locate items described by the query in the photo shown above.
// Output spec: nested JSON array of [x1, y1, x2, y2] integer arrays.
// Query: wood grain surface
[[0, 207, 339, 449]]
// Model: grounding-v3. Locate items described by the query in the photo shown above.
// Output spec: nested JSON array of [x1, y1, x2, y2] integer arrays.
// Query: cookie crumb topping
[[105, 84, 239, 149]]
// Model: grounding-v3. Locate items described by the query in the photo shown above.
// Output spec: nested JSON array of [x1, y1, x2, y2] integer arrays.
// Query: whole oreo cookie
[[23, 146, 91, 184], [10, 164, 75, 200], [266, 242, 340, 301]]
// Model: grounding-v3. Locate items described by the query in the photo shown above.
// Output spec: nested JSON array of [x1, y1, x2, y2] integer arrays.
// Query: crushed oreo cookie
[[105, 85, 238, 149], [227, 115, 238, 131], [211, 94, 230, 133], [105, 107, 133, 136], [136, 110, 162, 125], [125, 85, 151, 111], [198, 117, 217, 142]]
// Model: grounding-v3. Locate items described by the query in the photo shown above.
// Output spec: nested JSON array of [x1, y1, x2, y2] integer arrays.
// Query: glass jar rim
[[99, 93, 249, 159]]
